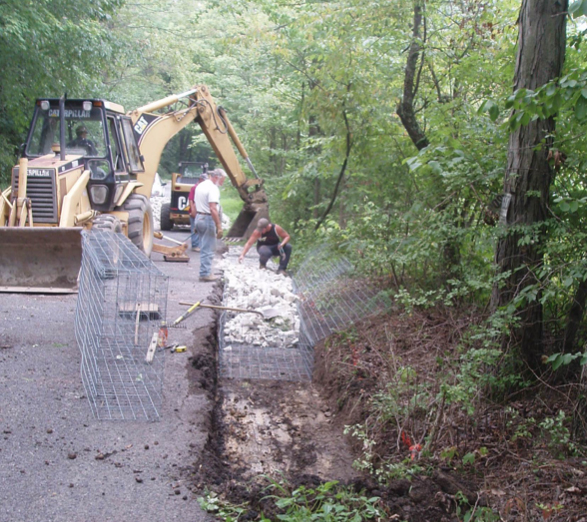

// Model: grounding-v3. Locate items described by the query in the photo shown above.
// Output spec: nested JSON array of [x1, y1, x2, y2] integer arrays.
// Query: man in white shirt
[[194, 168, 226, 281]]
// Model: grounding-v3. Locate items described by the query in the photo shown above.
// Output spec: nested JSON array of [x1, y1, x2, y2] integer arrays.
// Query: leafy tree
[[0, 0, 126, 184]]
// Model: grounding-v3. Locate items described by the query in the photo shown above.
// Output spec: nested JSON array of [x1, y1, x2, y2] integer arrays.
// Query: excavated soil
[[184, 286, 491, 522], [187, 300, 359, 489]]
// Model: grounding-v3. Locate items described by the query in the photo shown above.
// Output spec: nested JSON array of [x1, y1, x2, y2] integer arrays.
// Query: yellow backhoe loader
[[160, 161, 209, 231], [0, 86, 268, 292]]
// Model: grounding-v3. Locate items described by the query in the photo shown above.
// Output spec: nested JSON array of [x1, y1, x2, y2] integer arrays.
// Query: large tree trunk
[[491, 0, 567, 369]]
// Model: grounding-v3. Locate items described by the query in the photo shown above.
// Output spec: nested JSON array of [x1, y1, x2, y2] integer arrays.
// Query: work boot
[[199, 274, 219, 282], [259, 263, 267, 270], [276, 269, 288, 276], [192, 247, 200, 252]]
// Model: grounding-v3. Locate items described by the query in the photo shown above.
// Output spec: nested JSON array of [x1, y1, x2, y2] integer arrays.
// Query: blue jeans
[[258, 243, 292, 270], [189, 216, 200, 248], [195, 215, 216, 277]]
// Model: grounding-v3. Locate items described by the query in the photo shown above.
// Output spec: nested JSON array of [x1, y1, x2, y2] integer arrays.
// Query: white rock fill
[[219, 251, 299, 348]]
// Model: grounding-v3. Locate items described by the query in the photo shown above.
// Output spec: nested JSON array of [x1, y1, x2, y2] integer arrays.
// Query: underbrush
[[199, 479, 384, 521], [314, 305, 587, 522]]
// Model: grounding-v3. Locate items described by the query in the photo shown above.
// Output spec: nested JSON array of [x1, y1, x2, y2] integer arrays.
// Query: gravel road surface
[[0, 229, 220, 522]]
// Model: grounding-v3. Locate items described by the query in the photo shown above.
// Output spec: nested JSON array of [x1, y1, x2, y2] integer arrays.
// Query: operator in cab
[[67, 125, 97, 156], [238, 218, 292, 276]]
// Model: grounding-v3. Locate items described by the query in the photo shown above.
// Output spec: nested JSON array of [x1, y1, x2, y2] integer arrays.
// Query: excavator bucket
[[226, 203, 270, 240], [0, 227, 83, 293]]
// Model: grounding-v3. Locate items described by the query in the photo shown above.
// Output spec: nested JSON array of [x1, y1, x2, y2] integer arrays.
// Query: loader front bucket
[[0, 227, 83, 293]]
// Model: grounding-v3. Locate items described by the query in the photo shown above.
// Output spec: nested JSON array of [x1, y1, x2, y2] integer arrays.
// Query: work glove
[[216, 228, 223, 239]]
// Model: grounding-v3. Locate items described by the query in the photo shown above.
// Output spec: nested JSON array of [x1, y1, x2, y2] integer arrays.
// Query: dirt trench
[[184, 285, 478, 522], [187, 288, 358, 485]]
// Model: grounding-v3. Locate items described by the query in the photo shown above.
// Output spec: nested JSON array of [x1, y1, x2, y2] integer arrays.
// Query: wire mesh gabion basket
[[217, 245, 389, 382], [75, 230, 169, 421]]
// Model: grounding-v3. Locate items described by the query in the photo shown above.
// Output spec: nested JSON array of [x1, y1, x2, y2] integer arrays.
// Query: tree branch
[[315, 85, 353, 231]]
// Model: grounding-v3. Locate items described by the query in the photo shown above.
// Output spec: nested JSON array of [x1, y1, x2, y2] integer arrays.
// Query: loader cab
[[176, 161, 208, 184], [24, 98, 144, 212]]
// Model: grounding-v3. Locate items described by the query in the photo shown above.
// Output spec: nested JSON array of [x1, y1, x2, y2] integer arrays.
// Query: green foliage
[[505, 407, 536, 442], [481, 66, 587, 132], [455, 492, 501, 522], [198, 492, 248, 521], [539, 410, 578, 457], [462, 452, 476, 466], [505, 407, 581, 458], [439, 310, 534, 414], [343, 423, 427, 483], [439, 347, 506, 416], [266, 480, 383, 521], [0, 0, 126, 184], [343, 362, 431, 483], [546, 351, 587, 370], [198, 479, 384, 521]]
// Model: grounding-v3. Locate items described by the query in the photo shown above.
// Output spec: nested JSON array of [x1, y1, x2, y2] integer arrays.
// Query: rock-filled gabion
[[151, 196, 165, 231], [219, 251, 300, 348]]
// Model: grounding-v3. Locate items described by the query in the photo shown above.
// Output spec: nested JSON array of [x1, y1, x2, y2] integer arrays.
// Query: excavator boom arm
[[129, 85, 265, 204], [129, 85, 268, 237]]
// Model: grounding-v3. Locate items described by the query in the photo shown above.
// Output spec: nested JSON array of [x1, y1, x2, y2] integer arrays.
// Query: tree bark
[[563, 279, 587, 354], [396, 0, 429, 151], [309, 114, 322, 219], [491, 0, 567, 369]]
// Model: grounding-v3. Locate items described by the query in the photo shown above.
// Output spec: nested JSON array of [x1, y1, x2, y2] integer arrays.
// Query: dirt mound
[[313, 307, 587, 521]]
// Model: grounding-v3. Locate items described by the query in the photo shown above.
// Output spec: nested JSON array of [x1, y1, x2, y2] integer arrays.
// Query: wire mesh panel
[[75, 230, 169, 421], [294, 246, 390, 346], [218, 312, 313, 381]]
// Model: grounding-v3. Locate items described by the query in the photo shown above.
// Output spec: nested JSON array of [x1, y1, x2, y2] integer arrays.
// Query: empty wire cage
[[75, 230, 169, 421], [294, 246, 390, 347]]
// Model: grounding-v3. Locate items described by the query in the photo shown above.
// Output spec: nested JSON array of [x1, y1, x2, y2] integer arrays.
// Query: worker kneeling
[[238, 218, 292, 275]]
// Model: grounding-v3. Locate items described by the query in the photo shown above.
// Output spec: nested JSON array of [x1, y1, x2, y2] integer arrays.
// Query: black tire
[[118, 194, 154, 256], [160, 202, 173, 231], [92, 214, 123, 233]]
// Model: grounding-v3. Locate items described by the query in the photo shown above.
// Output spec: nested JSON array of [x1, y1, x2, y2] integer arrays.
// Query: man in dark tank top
[[238, 218, 292, 275]]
